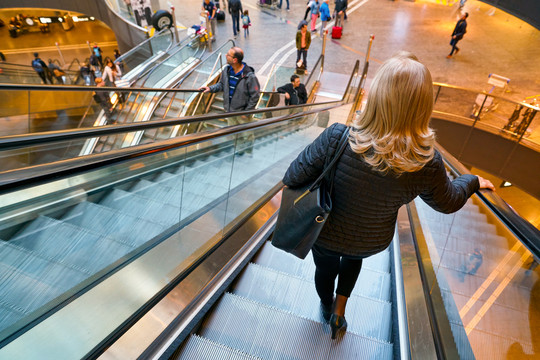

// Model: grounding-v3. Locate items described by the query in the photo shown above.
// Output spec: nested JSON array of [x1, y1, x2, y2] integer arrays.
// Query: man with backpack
[[92, 43, 104, 68], [31, 53, 51, 84], [228, 0, 243, 37]]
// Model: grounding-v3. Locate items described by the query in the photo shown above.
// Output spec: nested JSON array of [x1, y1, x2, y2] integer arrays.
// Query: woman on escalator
[[282, 51, 495, 339]]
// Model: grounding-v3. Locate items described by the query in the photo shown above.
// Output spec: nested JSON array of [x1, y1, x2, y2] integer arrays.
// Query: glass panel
[[433, 85, 539, 149], [414, 195, 539, 359], [0, 100, 337, 355]]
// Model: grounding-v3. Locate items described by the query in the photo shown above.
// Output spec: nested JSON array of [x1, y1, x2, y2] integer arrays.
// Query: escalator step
[[11, 216, 133, 274], [233, 263, 393, 341], [99, 189, 180, 227], [253, 245, 391, 302], [62, 201, 167, 247], [199, 293, 393, 360], [177, 335, 262, 360], [0, 243, 86, 314], [256, 240, 391, 278], [0, 300, 27, 332]]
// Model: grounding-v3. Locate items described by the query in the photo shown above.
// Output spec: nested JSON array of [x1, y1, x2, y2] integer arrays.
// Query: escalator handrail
[[0, 101, 351, 193], [114, 28, 174, 66], [0, 59, 360, 150], [435, 143, 540, 259], [433, 82, 540, 112], [0, 97, 345, 149]]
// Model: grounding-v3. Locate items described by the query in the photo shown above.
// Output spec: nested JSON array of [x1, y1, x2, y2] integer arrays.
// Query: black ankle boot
[[330, 314, 347, 339]]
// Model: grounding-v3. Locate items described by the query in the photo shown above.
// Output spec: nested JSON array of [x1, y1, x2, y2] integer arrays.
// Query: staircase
[[175, 240, 395, 359]]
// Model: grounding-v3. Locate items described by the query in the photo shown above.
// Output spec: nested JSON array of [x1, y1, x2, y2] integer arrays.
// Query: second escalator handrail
[[435, 144, 540, 260]]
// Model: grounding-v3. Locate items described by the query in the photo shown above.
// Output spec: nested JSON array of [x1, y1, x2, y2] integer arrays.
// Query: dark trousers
[[449, 38, 461, 55], [232, 14, 240, 35], [311, 243, 364, 306], [296, 48, 308, 68], [279, 0, 289, 9], [36, 71, 50, 84]]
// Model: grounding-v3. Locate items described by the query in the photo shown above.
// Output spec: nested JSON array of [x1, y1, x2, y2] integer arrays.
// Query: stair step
[[199, 293, 393, 360], [233, 263, 392, 341], [62, 202, 166, 247], [0, 242, 88, 313], [177, 335, 262, 360], [11, 216, 133, 274], [99, 189, 180, 227]]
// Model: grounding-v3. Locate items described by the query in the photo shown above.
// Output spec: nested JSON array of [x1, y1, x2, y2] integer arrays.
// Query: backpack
[[93, 47, 101, 57], [242, 16, 249, 26], [32, 59, 43, 72]]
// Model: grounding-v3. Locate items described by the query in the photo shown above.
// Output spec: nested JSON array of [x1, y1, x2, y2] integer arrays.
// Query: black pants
[[311, 243, 364, 307]]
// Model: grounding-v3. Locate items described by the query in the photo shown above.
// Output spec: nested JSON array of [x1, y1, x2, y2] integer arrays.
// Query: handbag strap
[[308, 127, 350, 192]]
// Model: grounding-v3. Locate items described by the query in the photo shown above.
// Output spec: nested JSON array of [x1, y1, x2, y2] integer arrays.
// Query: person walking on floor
[[228, 0, 243, 37], [447, 12, 468, 58], [308, 0, 320, 33], [278, 0, 289, 11], [296, 21, 311, 70], [319, 0, 331, 37], [202, 0, 217, 41], [334, 0, 347, 30], [282, 51, 495, 340], [31, 53, 51, 84], [242, 10, 251, 38]]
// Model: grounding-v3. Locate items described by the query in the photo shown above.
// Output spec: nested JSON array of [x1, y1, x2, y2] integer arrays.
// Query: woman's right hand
[[477, 175, 496, 191]]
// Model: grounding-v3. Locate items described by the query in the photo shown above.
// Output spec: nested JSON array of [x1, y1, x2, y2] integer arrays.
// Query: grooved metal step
[[177, 335, 263, 360], [11, 216, 133, 274], [199, 293, 393, 360], [253, 242, 392, 301], [233, 262, 393, 341]]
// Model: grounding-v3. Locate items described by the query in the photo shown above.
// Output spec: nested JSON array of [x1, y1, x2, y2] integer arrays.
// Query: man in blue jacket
[[447, 12, 468, 58]]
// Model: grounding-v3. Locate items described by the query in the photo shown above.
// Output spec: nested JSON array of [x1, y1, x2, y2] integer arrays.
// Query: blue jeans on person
[[279, 0, 289, 9], [449, 38, 461, 55], [232, 14, 240, 36], [296, 48, 307, 68]]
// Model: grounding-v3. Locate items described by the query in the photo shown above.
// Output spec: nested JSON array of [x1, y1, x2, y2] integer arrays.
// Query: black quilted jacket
[[282, 123, 479, 256]]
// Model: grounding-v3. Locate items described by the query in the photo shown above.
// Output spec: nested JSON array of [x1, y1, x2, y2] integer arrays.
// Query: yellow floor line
[[464, 250, 531, 335], [459, 241, 523, 318]]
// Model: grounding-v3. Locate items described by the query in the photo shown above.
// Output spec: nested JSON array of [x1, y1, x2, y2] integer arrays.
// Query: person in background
[[47, 59, 65, 84], [447, 12, 468, 58], [202, 0, 217, 41], [31, 52, 51, 84], [242, 10, 251, 38], [102, 59, 121, 87], [93, 77, 114, 122], [113, 49, 124, 73], [308, 0, 320, 33], [80, 61, 94, 85], [199, 47, 260, 153], [92, 42, 104, 68], [282, 51, 495, 340], [277, 74, 307, 105], [296, 21, 311, 71], [334, 0, 347, 31], [228, 0, 243, 37], [319, 0, 331, 37], [0, 52, 5, 62]]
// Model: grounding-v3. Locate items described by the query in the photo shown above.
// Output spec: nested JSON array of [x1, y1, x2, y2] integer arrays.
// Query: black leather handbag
[[272, 128, 350, 259]]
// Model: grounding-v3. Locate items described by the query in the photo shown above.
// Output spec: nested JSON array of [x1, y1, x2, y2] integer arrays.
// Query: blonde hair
[[349, 51, 435, 175]]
